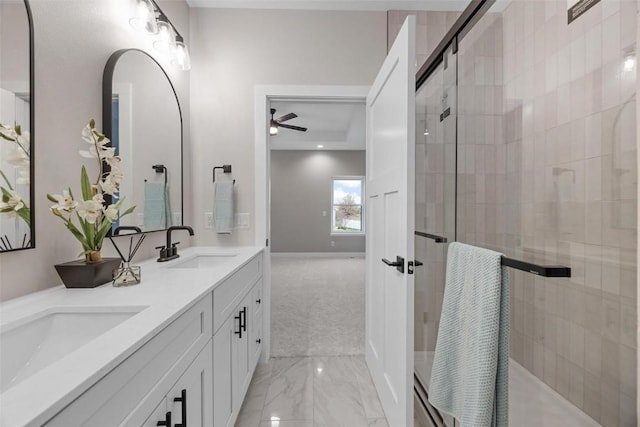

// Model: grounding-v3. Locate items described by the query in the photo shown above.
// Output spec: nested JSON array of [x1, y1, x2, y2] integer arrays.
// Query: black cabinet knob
[[256, 339, 261, 344], [256, 298, 261, 304]]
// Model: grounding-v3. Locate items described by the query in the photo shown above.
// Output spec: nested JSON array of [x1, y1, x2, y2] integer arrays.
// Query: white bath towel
[[428, 242, 510, 427], [214, 180, 234, 234]]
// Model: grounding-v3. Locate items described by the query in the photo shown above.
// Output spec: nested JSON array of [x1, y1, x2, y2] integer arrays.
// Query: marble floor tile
[[271, 256, 365, 357], [261, 358, 314, 421], [259, 421, 313, 427], [237, 356, 388, 427]]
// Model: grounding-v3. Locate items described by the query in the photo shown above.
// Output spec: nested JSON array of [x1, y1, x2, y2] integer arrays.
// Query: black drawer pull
[[157, 411, 171, 426], [234, 312, 243, 338], [256, 338, 261, 344], [256, 298, 261, 304], [174, 389, 187, 427]]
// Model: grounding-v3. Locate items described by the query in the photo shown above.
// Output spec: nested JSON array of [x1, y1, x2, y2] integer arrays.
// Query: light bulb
[[153, 14, 175, 54], [270, 125, 278, 136], [423, 129, 429, 135], [317, 145, 324, 148], [172, 35, 191, 71], [129, 0, 157, 34]]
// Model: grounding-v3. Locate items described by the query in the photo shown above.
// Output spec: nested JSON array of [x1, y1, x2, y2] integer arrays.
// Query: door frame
[[254, 85, 370, 362]]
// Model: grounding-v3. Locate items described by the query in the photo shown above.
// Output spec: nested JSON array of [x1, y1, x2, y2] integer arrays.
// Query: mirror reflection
[[0, 0, 34, 252], [103, 49, 182, 234]]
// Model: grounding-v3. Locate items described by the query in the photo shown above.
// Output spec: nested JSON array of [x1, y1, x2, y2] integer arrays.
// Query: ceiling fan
[[269, 108, 307, 136]]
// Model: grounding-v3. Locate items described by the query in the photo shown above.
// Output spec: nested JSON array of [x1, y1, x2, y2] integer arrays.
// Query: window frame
[[330, 176, 365, 236]]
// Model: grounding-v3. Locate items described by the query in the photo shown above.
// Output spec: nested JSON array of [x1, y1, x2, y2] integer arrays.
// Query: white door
[[365, 16, 416, 427]]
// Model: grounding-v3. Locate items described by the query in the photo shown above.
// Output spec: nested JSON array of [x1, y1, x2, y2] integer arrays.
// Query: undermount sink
[[167, 254, 238, 269], [0, 306, 147, 393]]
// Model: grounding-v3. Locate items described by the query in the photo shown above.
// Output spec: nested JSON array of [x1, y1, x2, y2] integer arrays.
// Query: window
[[331, 177, 364, 234]]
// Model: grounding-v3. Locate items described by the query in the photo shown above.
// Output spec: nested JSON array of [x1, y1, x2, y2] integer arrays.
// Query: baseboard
[[271, 252, 365, 258]]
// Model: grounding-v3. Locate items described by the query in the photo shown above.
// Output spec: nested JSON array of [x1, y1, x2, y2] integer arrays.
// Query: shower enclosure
[[407, 1, 638, 425]]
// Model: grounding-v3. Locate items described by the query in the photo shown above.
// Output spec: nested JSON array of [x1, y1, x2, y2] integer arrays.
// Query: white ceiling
[[186, 0, 470, 11], [269, 100, 365, 151]]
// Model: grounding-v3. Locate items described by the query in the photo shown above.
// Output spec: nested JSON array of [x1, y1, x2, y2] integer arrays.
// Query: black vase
[[54, 258, 122, 288]]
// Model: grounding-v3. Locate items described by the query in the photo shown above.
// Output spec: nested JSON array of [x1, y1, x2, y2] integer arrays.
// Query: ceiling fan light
[[269, 124, 278, 136]]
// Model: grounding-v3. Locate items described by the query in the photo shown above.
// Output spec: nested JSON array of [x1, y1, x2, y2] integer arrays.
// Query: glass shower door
[[414, 44, 457, 419]]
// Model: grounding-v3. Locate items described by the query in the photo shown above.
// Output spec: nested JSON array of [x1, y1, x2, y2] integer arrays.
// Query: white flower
[[82, 123, 110, 147], [79, 144, 100, 159], [100, 177, 119, 196], [6, 148, 29, 167], [76, 199, 103, 224], [0, 190, 25, 214], [92, 193, 105, 204], [50, 190, 77, 212], [16, 167, 30, 185], [108, 168, 123, 185], [104, 204, 119, 222]]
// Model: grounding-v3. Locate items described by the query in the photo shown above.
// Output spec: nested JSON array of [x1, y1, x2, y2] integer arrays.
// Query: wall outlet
[[330, 241, 335, 247], [234, 213, 250, 229], [204, 212, 213, 229], [322, 211, 327, 217]]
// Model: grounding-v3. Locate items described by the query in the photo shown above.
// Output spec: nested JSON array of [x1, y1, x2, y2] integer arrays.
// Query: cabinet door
[[232, 294, 251, 413], [168, 344, 213, 427], [213, 314, 235, 427], [250, 307, 263, 366]]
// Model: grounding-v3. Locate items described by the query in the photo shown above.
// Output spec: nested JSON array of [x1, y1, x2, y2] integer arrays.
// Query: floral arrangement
[[0, 123, 31, 226], [47, 120, 134, 263]]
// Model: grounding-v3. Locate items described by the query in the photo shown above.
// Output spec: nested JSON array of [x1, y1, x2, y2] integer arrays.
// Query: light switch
[[322, 211, 327, 217]]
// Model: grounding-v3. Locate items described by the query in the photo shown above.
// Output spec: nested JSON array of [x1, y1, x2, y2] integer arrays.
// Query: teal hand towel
[[214, 180, 234, 234], [144, 181, 169, 230], [428, 242, 510, 427]]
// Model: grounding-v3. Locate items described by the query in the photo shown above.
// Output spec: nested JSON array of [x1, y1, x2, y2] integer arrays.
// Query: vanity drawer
[[213, 255, 262, 333], [45, 294, 212, 427]]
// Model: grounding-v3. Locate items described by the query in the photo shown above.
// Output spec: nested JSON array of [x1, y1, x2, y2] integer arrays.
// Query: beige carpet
[[270, 256, 365, 357]]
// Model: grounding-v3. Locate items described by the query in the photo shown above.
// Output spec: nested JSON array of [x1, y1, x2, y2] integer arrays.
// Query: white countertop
[[0, 246, 263, 427]]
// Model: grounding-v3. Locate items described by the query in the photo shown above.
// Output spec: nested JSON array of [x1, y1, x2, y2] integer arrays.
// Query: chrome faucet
[[157, 226, 194, 262]]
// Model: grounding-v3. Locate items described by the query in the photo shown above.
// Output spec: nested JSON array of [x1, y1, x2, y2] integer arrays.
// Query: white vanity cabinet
[[44, 295, 213, 427], [32, 249, 264, 427], [213, 256, 263, 427]]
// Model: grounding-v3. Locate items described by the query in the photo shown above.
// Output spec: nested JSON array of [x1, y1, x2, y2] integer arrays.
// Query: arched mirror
[[102, 49, 183, 234], [0, 0, 34, 252]]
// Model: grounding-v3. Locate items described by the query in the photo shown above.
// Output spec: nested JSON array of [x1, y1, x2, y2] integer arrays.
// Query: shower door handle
[[382, 256, 405, 274]]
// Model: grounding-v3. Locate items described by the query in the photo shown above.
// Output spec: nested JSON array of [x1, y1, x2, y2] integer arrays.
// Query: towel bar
[[213, 164, 235, 184]]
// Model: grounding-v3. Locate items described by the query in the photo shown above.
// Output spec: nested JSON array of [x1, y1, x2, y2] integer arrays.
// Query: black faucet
[[157, 226, 194, 262]]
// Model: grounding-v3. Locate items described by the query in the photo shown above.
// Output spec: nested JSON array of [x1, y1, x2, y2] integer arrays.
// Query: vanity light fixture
[[129, 0, 191, 71], [172, 35, 191, 71], [129, 0, 157, 34], [153, 14, 175, 54]]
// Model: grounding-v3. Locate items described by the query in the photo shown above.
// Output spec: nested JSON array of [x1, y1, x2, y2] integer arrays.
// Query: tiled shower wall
[[391, 1, 638, 425]]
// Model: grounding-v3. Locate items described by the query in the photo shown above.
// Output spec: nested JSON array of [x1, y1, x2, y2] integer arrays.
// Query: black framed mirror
[[0, 0, 35, 252], [102, 49, 183, 235]]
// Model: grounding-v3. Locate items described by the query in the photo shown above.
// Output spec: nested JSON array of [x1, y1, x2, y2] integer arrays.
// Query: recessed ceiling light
[[317, 145, 324, 148]]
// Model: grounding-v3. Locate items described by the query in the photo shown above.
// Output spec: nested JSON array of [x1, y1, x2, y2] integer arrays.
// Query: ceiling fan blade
[[278, 123, 307, 132], [275, 113, 297, 123]]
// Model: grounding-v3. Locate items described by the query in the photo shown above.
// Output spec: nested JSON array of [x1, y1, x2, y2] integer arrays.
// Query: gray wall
[[271, 150, 365, 253]]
